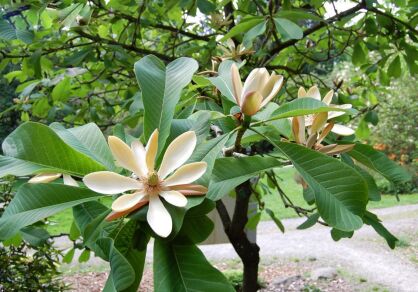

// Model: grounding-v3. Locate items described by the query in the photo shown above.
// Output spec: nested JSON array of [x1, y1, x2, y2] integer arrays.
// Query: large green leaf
[[0, 155, 55, 177], [1, 122, 106, 177], [188, 133, 230, 186], [134, 55, 198, 151], [347, 143, 411, 184], [265, 98, 351, 123], [154, 239, 234, 292], [274, 141, 368, 231], [220, 17, 264, 41], [273, 17, 303, 41], [207, 156, 282, 200], [50, 122, 115, 170], [0, 183, 102, 240]]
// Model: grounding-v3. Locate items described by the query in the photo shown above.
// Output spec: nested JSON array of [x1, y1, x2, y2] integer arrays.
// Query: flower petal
[[160, 190, 187, 207], [147, 195, 172, 237], [328, 104, 352, 119], [260, 74, 284, 108], [108, 136, 143, 176], [146, 129, 159, 172], [298, 87, 307, 98], [106, 200, 149, 221], [331, 124, 355, 136], [231, 63, 242, 105], [28, 173, 61, 184], [112, 192, 146, 212], [241, 91, 263, 116], [322, 90, 334, 105], [162, 162, 207, 186], [310, 112, 328, 134], [170, 184, 208, 196], [83, 171, 142, 194], [241, 68, 269, 100], [306, 85, 321, 100], [63, 174, 78, 187], [131, 140, 148, 177], [292, 116, 306, 144], [158, 131, 197, 179]]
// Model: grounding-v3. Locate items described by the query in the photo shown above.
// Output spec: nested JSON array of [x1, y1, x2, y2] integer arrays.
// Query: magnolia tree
[[0, 55, 411, 291]]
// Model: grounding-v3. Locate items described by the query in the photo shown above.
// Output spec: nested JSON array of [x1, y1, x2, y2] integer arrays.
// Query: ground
[[59, 203, 418, 292]]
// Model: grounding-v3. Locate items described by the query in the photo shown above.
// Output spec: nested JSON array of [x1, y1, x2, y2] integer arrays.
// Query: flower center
[[147, 171, 159, 187]]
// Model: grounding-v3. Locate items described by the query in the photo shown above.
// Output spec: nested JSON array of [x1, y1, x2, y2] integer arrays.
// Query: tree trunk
[[216, 180, 261, 292]]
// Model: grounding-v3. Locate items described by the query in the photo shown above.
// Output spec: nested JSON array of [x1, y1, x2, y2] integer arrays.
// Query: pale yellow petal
[[322, 90, 334, 105], [306, 85, 321, 100], [112, 192, 146, 212], [160, 190, 187, 207], [147, 195, 172, 237], [108, 136, 143, 176], [260, 75, 284, 108], [162, 162, 207, 187], [310, 112, 328, 134], [158, 131, 197, 179], [83, 171, 142, 195], [63, 174, 78, 187], [145, 129, 159, 172], [131, 140, 147, 177], [28, 173, 61, 184], [241, 68, 269, 99], [231, 63, 242, 105], [298, 87, 307, 98], [241, 91, 263, 116]]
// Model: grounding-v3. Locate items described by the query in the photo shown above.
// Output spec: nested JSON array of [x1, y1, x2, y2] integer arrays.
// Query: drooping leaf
[[243, 20, 267, 48], [352, 43, 368, 66], [297, 212, 320, 230], [134, 55, 198, 152], [207, 156, 282, 201], [0, 183, 102, 240], [388, 55, 402, 78], [363, 211, 398, 249], [265, 208, 285, 233], [347, 143, 411, 184], [330, 228, 354, 241], [153, 239, 234, 292], [272, 141, 368, 231]]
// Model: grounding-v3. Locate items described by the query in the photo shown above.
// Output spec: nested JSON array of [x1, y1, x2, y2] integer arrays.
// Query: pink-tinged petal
[[28, 173, 61, 184], [112, 192, 146, 212], [322, 90, 334, 105], [108, 136, 143, 176], [298, 87, 307, 98], [306, 85, 321, 100], [160, 190, 187, 207], [83, 171, 142, 195], [106, 200, 149, 221], [63, 174, 78, 187], [322, 144, 355, 155], [260, 74, 284, 108], [241, 91, 263, 116], [310, 112, 328, 134], [145, 129, 159, 172], [241, 68, 269, 99], [331, 124, 355, 136], [147, 195, 172, 237], [163, 162, 207, 187], [158, 131, 196, 179], [131, 140, 148, 177], [169, 184, 208, 195], [318, 122, 334, 144], [292, 116, 306, 144], [231, 63, 242, 105]]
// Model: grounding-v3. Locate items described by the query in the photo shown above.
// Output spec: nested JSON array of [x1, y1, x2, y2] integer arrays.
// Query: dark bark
[[216, 180, 260, 292]]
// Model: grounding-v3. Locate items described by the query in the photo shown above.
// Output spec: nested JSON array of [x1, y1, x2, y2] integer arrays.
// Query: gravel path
[[57, 204, 418, 292]]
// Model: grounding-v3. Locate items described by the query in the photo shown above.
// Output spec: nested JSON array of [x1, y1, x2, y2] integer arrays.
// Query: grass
[[47, 167, 418, 235]]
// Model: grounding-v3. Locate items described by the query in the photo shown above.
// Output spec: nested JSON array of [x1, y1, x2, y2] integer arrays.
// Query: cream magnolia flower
[[83, 130, 208, 238], [231, 64, 284, 116], [292, 86, 354, 156], [29, 173, 78, 186], [295, 85, 355, 139]]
